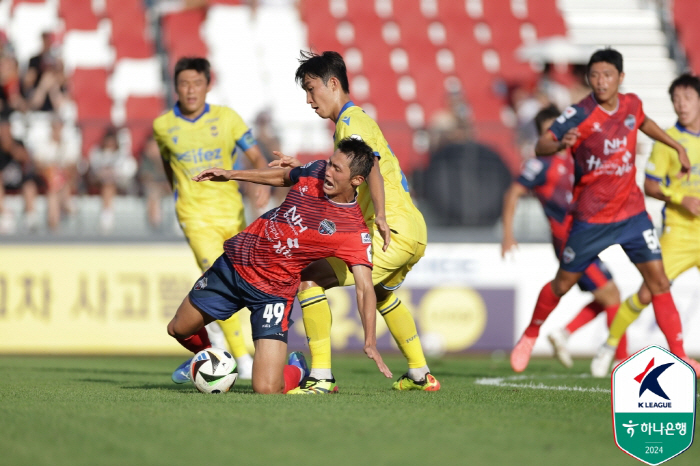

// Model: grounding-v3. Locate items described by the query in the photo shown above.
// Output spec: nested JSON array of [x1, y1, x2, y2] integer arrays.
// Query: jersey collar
[[173, 102, 210, 123], [591, 93, 619, 115], [675, 121, 700, 137], [336, 100, 355, 123], [325, 192, 358, 207]]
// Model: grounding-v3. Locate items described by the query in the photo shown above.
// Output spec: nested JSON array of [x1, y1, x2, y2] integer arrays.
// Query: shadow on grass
[[120, 384, 256, 394], [32, 367, 169, 376]]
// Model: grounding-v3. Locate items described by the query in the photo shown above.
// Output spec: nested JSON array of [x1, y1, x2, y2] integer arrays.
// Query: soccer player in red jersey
[[510, 48, 700, 375], [502, 105, 626, 368], [167, 138, 392, 394]]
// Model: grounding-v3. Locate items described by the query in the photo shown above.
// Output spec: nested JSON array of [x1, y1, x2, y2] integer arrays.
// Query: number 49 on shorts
[[263, 303, 285, 325]]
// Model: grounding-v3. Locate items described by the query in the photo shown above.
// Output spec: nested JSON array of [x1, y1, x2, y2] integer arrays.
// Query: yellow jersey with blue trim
[[645, 122, 700, 231], [334, 102, 427, 244], [153, 103, 257, 222]]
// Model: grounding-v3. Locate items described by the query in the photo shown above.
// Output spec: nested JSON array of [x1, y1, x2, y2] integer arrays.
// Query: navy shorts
[[188, 254, 294, 342], [561, 211, 662, 273]]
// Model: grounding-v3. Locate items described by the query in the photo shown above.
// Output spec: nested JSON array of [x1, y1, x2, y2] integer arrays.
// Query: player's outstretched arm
[[192, 167, 294, 187], [535, 128, 579, 156], [644, 177, 700, 216], [501, 182, 528, 258], [243, 146, 272, 208], [351, 264, 392, 378], [366, 158, 391, 252], [640, 117, 690, 175], [268, 151, 303, 169]]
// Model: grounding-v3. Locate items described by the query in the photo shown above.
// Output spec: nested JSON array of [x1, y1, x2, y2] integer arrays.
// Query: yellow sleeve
[[226, 108, 251, 144], [335, 118, 379, 155], [645, 140, 673, 183], [153, 119, 171, 163]]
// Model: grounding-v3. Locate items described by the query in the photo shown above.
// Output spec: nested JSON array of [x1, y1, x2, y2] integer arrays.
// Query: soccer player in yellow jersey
[[277, 51, 439, 393], [153, 57, 270, 382], [591, 73, 700, 377]]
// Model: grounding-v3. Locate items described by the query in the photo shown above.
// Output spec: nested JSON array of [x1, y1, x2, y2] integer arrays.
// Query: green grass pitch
[[0, 354, 696, 466]]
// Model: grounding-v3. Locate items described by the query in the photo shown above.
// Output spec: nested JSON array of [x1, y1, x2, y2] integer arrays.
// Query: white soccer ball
[[190, 347, 238, 394]]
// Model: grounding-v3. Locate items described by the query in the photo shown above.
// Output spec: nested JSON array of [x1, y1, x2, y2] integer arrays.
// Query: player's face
[[323, 150, 359, 199], [302, 75, 337, 120], [588, 62, 624, 104], [672, 86, 700, 128], [176, 70, 209, 117]]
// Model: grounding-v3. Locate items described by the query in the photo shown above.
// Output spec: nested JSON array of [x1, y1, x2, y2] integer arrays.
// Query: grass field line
[[474, 373, 610, 393]]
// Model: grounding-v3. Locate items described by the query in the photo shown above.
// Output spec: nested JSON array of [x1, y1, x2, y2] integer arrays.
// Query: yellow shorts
[[181, 208, 246, 271], [660, 225, 700, 281], [327, 231, 426, 289]]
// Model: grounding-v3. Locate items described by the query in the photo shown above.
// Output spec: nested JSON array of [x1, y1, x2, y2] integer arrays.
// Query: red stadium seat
[[70, 68, 113, 157], [59, 0, 99, 30], [526, 1, 566, 38], [161, 9, 208, 67], [125, 96, 166, 157]]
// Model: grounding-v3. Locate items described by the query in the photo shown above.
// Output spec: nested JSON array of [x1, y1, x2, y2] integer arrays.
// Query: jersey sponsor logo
[[361, 232, 372, 243], [273, 236, 299, 258], [585, 152, 633, 177], [556, 106, 577, 124], [521, 158, 544, 181], [194, 276, 208, 290], [562, 246, 576, 264], [283, 205, 308, 234], [624, 114, 636, 130], [176, 147, 223, 163], [604, 137, 627, 155], [342, 116, 351, 126], [319, 219, 336, 235], [204, 117, 219, 124]]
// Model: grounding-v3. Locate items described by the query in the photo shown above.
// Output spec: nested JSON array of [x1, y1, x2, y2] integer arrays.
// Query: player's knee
[[551, 278, 573, 297], [647, 276, 671, 295], [638, 286, 653, 305], [167, 319, 191, 340], [596, 281, 621, 306], [252, 379, 283, 394]]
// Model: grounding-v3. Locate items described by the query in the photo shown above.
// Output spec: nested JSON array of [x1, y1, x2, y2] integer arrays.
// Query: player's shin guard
[[565, 301, 603, 334], [282, 365, 302, 394], [606, 294, 645, 348], [524, 281, 560, 338], [176, 327, 211, 353], [603, 304, 628, 360], [298, 287, 332, 370], [218, 314, 249, 358], [651, 292, 687, 358], [379, 293, 427, 369]]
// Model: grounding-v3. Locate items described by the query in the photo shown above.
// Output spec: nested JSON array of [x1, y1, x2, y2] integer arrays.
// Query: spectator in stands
[[32, 117, 79, 231], [427, 87, 473, 154], [0, 117, 40, 233], [22, 32, 67, 112], [88, 128, 137, 234], [0, 53, 27, 114], [138, 135, 169, 230]]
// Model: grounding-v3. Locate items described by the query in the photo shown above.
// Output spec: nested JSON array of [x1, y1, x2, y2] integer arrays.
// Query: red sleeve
[[335, 232, 373, 270]]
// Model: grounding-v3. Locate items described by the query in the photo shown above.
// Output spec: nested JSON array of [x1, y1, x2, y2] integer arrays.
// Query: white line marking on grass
[[475, 374, 609, 393]]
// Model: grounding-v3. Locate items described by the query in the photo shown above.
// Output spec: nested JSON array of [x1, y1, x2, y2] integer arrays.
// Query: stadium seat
[[107, 58, 164, 102], [125, 96, 166, 157], [105, 0, 154, 60], [8, 2, 60, 67], [59, 0, 99, 31], [61, 25, 115, 73], [70, 68, 113, 156], [161, 9, 208, 69]]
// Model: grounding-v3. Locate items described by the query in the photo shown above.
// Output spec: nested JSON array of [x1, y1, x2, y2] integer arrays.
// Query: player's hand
[[559, 128, 580, 149], [676, 146, 691, 179], [501, 236, 518, 258], [681, 196, 700, 216], [252, 184, 271, 209], [192, 168, 232, 182], [364, 344, 393, 378], [268, 151, 302, 169], [374, 215, 391, 251]]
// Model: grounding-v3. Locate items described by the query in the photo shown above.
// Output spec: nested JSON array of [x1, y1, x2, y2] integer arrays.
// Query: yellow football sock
[[607, 294, 646, 347], [298, 287, 332, 369], [379, 293, 427, 369], [218, 314, 249, 358]]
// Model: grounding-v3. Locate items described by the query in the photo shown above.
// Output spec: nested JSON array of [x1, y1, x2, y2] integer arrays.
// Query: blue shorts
[[561, 211, 662, 273], [188, 254, 294, 342], [578, 258, 613, 292]]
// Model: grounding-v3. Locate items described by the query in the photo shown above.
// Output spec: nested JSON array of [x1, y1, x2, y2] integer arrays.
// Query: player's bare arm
[[644, 177, 700, 216], [243, 146, 272, 208], [193, 167, 293, 187], [535, 128, 579, 156], [366, 158, 391, 252], [640, 117, 691, 175], [501, 182, 528, 258], [351, 264, 392, 378]]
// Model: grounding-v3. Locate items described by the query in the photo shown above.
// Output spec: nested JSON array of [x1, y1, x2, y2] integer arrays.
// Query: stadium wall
[[0, 243, 698, 357]]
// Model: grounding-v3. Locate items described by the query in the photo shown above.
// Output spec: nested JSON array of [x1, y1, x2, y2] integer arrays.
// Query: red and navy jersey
[[224, 160, 372, 298], [516, 153, 574, 253], [548, 93, 646, 224]]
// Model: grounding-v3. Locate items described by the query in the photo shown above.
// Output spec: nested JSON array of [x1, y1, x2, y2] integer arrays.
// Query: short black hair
[[295, 50, 350, 94], [535, 104, 561, 136], [335, 137, 374, 179], [587, 48, 623, 74], [668, 73, 700, 98], [173, 57, 211, 86]]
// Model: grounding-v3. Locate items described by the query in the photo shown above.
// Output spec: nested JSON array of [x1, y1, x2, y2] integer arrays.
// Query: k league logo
[[612, 346, 696, 465]]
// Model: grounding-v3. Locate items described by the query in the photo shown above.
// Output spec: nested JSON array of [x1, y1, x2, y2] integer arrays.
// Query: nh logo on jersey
[[612, 345, 696, 465], [625, 114, 636, 130], [194, 276, 208, 290], [604, 137, 627, 155], [318, 219, 336, 235], [283, 205, 308, 234]]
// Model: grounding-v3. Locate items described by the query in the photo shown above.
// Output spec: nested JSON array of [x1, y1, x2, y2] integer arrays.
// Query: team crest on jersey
[[194, 276, 208, 290], [319, 219, 336, 235], [624, 114, 636, 130], [361, 232, 372, 244], [563, 247, 576, 264], [211, 125, 218, 136]]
